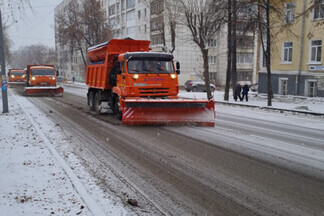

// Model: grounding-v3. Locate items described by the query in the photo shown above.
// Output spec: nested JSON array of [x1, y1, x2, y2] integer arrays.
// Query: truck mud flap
[[121, 98, 215, 126], [24, 86, 64, 97]]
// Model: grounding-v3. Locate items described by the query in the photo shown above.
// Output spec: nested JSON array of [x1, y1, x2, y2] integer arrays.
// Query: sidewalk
[[179, 90, 324, 115], [0, 90, 128, 215]]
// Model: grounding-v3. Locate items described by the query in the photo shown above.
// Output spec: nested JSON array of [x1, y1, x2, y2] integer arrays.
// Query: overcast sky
[[5, 0, 63, 50]]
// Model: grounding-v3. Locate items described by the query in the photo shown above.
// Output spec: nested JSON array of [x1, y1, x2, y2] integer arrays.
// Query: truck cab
[[113, 52, 179, 98], [8, 69, 26, 83], [27, 65, 57, 87]]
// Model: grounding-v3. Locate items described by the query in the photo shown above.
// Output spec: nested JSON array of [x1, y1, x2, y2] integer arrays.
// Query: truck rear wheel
[[89, 91, 95, 111], [114, 96, 122, 120]]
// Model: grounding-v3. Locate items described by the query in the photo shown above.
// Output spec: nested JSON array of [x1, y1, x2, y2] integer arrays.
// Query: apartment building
[[54, 0, 86, 82], [103, 0, 150, 40], [259, 0, 324, 97]]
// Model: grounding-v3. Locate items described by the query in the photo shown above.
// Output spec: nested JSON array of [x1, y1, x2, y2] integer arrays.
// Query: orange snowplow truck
[[86, 39, 215, 126], [8, 69, 27, 83], [24, 65, 64, 96]]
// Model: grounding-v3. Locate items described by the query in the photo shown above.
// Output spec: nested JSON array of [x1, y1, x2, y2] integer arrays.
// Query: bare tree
[[56, 0, 112, 67], [1, 0, 31, 65], [180, 0, 225, 99], [145, 0, 179, 54], [10, 44, 56, 68]]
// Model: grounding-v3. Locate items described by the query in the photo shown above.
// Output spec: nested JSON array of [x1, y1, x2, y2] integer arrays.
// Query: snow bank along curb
[[214, 101, 324, 116], [12, 94, 106, 216]]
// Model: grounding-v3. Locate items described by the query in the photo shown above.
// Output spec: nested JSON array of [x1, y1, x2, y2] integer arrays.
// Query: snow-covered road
[[2, 84, 324, 215]]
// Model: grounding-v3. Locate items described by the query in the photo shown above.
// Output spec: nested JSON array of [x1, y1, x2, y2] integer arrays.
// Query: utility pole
[[0, 10, 9, 113]]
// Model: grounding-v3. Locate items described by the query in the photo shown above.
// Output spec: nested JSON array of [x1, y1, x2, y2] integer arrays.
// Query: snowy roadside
[[180, 90, 324, 115], [62, 82, 324, 114], [0, 90, 130, 215]]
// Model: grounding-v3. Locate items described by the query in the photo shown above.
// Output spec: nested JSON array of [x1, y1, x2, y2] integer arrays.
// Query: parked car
[[250, 83, 258, 92], [56, 76, 64, 83], [185, 80, 216, 92]]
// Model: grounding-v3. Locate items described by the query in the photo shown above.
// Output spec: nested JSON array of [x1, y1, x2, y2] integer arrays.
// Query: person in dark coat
[[234, 83, 242, 101], [242, 84, 249, 101]]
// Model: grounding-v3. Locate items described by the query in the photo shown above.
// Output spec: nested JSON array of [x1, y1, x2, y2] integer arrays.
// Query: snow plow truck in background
[[24, 65, 64, 97], [8, 68, 27, 83], [86, 39, 215, 126]]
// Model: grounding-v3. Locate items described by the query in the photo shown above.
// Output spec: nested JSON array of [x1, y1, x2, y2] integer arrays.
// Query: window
[[237, 70, 252, 82], [208, 39, 217, 47], [208, 56, 217, 64], [109, 17, 115, 25], [284, 2, 295, 23], [151, 1, 164, 14], [144, 8, 147, 17], [313, 0, 324, 20], [209, 73, 217, 83], [282, 42, 293, 63], [127, 26, 136, 35], [121, 0, 125, 10], [127, 10, 135, 21], [237, 53, 253, 64], [310, 40, 322, 63], [151, 34, 163, 45], [306, 80, 317, 97], [138, 10, 141, 19], [127, 0, 135, 9], [279, 78, 288, 95], [237, 36, 254, 49], [151, 17, 164, 31], [109, 5, 115, 16]]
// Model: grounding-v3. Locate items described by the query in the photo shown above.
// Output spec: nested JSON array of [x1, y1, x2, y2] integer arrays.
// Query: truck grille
[[139, 88, 169, 95]]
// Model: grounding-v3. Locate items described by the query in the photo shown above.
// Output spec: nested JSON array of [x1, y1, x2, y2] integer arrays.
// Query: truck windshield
[[128, 59, 174, 74], [12, 72, 25, 76], [31, 69, 55, 76]]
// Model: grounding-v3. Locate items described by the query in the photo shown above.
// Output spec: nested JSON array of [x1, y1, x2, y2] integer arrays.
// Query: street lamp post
[[0, 10, 9, 113]]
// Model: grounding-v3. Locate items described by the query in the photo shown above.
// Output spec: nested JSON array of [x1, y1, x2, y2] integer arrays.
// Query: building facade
[[259, 0, 324, 97], [54, 0, 87, 82], [55, 0, 259, 86]]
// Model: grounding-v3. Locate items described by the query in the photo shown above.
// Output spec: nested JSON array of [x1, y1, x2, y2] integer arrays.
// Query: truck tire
[[89, 91, 96, 111], [192, 86, 197, 92], [114, 96, 122, 120], [94, 92, 101, 113]]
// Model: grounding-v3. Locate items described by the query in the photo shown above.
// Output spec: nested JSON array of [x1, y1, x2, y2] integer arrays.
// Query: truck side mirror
[[176, 62, 180, 74], [56, 70, 59, 76]]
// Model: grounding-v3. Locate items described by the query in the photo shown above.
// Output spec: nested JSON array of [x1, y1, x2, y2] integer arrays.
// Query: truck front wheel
[[94, 92, 101, 113], [114, 96, 122, 120], [89, 91, 96, 111]]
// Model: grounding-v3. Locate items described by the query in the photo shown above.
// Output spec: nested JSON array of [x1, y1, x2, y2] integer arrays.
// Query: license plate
[[41, 82, 47, 85]]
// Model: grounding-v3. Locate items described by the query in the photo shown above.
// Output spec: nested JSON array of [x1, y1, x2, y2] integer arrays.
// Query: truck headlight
[[11, 75, 15, 78], [133, 74, 139, 80], [170, 74, 177, 80], [52, 76, 56, 80], [31, 76, 36, 81]]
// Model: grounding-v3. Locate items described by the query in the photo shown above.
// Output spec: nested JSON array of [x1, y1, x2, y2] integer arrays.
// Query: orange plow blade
[[24, 86, 64, 97], [122, 98, 215, 126]]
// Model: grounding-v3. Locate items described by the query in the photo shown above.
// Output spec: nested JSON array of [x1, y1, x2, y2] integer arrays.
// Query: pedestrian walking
[[242, 84, 249, 101], [72, 76, 75, 83], [234, 83, 242, 101]]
